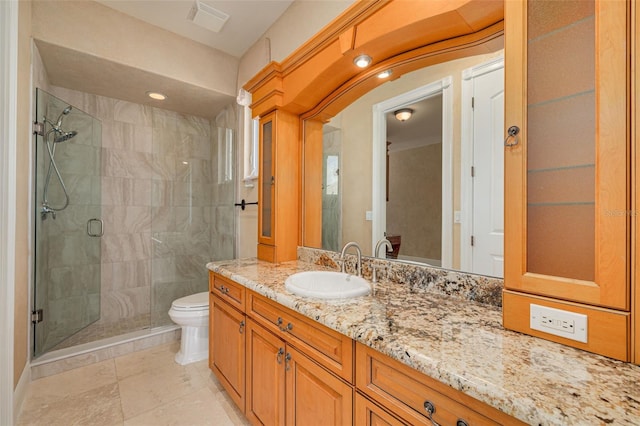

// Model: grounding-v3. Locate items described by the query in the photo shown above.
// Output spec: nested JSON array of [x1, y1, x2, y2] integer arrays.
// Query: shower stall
[[33, 88, 236, 358]]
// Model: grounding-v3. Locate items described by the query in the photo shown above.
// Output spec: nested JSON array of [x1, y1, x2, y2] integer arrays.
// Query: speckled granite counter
[[206, 257, 640, 425]]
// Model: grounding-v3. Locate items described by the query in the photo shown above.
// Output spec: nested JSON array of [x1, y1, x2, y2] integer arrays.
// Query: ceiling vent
[[187, 1, 230, 33]]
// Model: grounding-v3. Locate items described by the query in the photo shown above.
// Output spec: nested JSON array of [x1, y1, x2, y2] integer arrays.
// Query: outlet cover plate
[[530, 304, 588, 343]]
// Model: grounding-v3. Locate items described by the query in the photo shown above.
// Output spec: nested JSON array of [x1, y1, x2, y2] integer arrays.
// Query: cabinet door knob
[[285, 352, 292, 371], [456, 420, 469, 426], [270, 176, 275, 185], [504, 125, 520, 147], [277, 347, 285, 364], [239, 320, 245, 334], [423, 401, 441, 426]]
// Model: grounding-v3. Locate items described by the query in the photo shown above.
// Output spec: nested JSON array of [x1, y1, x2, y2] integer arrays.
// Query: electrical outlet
[[530, 304, 588, 343], [365, 211, 372, 221]]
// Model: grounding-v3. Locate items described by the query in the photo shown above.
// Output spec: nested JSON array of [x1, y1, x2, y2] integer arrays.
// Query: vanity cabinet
[[257, 110, 300, 263], [245, 290, 354, 425], [355, 343, 524, 426], [245, 319, 353, 426], [502, 0, 631, 361], [209, 273, 247, 412], [247, 291, 354, 382]]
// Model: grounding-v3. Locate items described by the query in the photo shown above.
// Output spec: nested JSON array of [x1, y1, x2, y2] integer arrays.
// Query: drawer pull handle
[[219, 285, 226, 293], [277, 347, 285, 364], [456, 420, 469, 426], [279, 322, 294, 332], [423, 401, 440, 426], [277, 317, 283, 326], [239, 320, 245, 334]]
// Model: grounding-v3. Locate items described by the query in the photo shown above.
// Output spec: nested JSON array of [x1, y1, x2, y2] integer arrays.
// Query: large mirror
[[303, 49, 506, 278]]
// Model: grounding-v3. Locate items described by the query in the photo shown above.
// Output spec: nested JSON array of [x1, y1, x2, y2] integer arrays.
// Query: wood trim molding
[[633, 0, 639, 364], [302, 21, 503, 122], [245, 0, 504, 119]]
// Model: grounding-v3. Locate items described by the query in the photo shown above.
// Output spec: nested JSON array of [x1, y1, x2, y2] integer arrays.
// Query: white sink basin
[[285, 271, 371, 299]]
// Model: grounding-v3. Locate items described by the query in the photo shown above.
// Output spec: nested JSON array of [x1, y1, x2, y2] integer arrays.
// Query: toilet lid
[[171, 292, 209, 310]]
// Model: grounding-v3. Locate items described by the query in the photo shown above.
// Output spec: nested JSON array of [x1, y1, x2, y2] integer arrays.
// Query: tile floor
[[17, 342, 250, 426]]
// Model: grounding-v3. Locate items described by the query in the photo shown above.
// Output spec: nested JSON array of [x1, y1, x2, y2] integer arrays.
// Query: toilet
[[168, 292, 210, 365]]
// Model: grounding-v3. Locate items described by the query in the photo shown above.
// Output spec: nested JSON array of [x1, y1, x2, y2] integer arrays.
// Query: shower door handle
[[87, 218, 104, 237]]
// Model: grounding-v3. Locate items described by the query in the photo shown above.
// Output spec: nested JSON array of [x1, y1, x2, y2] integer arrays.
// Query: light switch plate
[[530, 304, 588, 343]]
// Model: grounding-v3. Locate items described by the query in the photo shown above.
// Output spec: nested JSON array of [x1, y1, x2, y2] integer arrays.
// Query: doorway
[[372, 77, 453, 267]]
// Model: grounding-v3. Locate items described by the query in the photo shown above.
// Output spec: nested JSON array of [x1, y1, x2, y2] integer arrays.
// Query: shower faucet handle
[[41, 205, 56, 220]]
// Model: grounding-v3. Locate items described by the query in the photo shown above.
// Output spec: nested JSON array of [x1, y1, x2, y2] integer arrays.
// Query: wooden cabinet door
[[211, 296, 246, 412], [284, 345, 353, 426], [504, 0, 629, 309], [256, 109, 299, 263], [503, 0, 631, 361], [246, 319, 286, 426]]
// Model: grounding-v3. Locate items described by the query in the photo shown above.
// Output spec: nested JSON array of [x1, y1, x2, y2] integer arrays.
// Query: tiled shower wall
[[46, 85, 236, 342]]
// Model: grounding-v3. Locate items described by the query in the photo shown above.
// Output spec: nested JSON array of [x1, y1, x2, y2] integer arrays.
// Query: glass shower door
[[33, 89, 102, 356]]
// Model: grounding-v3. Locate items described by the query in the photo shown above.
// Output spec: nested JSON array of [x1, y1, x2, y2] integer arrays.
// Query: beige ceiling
[[36, 40, 236, 119], [96, 0, 294, 58], [36, 0, 295, 119], [386, 95, 444, 151]]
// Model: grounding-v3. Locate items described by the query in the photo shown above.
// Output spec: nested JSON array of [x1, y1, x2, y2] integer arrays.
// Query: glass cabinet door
[[504, 0, 628, 310], [259, 114, 275, 243]]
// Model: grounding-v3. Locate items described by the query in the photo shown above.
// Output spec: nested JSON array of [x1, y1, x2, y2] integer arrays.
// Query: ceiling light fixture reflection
[[377, 70, 393, 79], [146, 91, 167, 101], [394, 108, 414, 122], [353, 54, 372, 68]]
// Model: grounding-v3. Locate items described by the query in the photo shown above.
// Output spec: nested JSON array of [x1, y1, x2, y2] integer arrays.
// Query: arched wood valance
[[245, 0, 504, 120]]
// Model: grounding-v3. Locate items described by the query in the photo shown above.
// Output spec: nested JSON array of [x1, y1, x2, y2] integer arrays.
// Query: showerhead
[[53, 130, 77, 143], [55, 106, 72, 128]]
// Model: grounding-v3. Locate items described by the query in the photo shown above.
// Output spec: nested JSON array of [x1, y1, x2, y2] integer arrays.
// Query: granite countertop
[[206, 257, 640, 425]]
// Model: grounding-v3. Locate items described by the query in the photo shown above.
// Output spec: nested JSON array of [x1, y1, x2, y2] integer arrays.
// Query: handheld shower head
[[54, 130, 78, 143], [55, 106, 72, 128]]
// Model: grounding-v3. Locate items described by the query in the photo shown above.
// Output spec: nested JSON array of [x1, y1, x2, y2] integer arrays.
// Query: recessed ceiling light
[[377, 70, 393, 79], [146, 91, 167, 101], [353, 54, 372, 68]]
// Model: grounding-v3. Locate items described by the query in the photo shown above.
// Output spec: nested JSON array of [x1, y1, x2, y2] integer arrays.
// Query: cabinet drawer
[[210, 272, 246, 313], [356, 343, 523, 426], [355, 392, 407, 426], [248, 291, 354, 383]]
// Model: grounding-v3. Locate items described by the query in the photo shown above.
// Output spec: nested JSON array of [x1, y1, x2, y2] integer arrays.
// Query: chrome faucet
[[374, 238, 392, 258], [339, 241, 362, 277]]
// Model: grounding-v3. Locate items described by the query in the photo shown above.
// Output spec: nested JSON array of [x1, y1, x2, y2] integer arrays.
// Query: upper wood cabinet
[[257, 110, 300, 262], [503, 0, 631, 361]]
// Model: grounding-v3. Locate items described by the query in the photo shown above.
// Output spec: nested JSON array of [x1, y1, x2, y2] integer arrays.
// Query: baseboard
[[13, 361, 30, 423]]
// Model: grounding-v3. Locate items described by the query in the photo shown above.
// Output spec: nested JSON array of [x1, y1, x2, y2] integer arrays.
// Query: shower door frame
[[32, 89, 103, 357]]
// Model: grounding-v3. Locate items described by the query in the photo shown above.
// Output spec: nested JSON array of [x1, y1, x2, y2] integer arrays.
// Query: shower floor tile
[[49, 313, 152, 352], [17, 342, 249, 426]]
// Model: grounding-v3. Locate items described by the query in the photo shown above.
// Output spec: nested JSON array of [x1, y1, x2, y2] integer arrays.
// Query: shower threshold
[[31, 325, 180, 380]]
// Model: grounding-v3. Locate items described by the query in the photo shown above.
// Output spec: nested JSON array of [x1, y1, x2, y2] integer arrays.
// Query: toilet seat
[[170, 292, 209, 311]]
